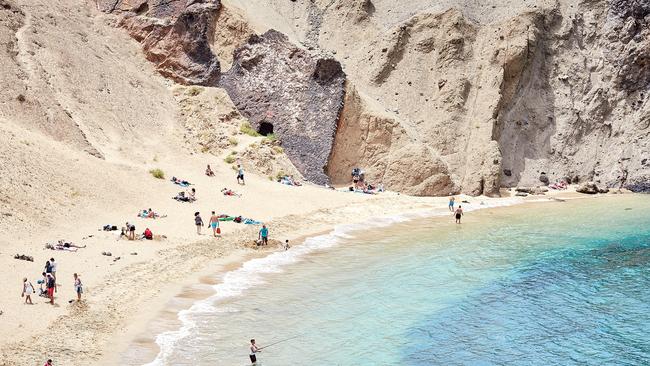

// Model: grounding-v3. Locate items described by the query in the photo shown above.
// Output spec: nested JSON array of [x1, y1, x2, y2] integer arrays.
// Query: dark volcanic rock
[[221, 30, 346, 184], [625, 177, 650, 193], [100, 0, 221, 85], [576, 181, 609, 194]]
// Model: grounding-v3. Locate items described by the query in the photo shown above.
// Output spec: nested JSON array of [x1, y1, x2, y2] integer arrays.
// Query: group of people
[[21, 258, 83, 306], [121, 222, 153, 240]]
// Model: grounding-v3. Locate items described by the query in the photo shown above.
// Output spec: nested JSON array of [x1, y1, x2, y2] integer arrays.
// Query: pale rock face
[[93, 0, 650, 195]]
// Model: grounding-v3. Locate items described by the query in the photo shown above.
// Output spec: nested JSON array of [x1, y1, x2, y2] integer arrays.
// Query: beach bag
[[216, 227, 221, 234], [234, 216, 242, 223]]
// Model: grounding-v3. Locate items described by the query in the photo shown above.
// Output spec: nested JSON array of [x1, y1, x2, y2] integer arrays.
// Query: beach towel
[[243, 218, 262, 225]]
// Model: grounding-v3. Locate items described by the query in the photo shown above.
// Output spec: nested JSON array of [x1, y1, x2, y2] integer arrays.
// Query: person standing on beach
[[284, 239, 290, 250], [195, 212, 204, 235], [209, 211, 220, 237], [259, 225, 269, 245], [22, 278, 34, 304], [73, 273, 83, 302], [237, 165, 245, 185], [46, 273, 55, 305], [249, 339, 261, 364], [454, 205, 463, 224], [50, 257, 57, 281], [448, 196, 455, 212]]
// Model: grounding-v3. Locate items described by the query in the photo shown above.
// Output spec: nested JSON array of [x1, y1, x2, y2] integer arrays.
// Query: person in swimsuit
[[73, 273, 83, 302], [448, 196, 455, 212], [195, 212, 204, 235], [454, 205, 463, 224], [46, 273, 55, 305], [44, 359, 53, 366], [209, 211, 220, 237], [22, 278, 34, 304], [249, 339, 261, 364], [205, 164, 215, 177]]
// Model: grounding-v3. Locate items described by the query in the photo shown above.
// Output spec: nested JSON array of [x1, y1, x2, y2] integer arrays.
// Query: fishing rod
[[257, 335, 300, 350]]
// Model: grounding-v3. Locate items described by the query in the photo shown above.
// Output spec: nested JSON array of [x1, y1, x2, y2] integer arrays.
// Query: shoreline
[[109, 189, 591, 365]]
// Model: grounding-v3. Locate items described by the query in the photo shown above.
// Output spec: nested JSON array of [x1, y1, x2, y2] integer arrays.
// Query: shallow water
[[141, 195, 650, 365]]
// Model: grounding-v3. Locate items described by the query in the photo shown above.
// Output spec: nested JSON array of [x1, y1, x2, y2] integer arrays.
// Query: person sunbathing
[[221, 188, 241, 197], [206, 164, 215, 177]]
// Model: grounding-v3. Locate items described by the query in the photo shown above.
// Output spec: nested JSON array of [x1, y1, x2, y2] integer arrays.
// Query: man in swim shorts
[[209, 211, 220, 237], [454, 205, 463, 224], [237, 165, 245, 185], [448, 196, 455, 212]]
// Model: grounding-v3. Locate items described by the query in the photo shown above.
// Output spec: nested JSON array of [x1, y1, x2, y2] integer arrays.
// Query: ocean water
[[142, 195, 650, 365]]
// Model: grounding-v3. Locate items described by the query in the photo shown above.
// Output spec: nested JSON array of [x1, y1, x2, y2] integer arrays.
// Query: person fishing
[[249, 339, 261, 364]]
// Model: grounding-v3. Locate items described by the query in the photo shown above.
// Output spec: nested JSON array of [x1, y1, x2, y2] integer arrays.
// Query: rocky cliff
[[95, 0, 649, 195]]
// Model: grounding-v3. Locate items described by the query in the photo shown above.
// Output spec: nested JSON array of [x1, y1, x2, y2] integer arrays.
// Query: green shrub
[[272, 146, 284, 154], [265, 133, 278, 142], [275, 170, 287, 180], [229, 137, 239, 146], [240, 122, 260, 137], [149, 168, 165, 179], [187, 86, 202, 96], [224, 155, 236, 164]]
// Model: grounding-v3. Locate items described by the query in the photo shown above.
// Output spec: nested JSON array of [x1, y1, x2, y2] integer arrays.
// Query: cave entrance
[[258, 122, 274, 136]]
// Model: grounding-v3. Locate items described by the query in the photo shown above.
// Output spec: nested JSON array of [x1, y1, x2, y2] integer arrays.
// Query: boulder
[[576, 181, 609, 194], [515, 186, 548, 195]]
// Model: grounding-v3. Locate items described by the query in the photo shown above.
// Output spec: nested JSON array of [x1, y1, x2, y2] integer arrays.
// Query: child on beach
[[73, 273, 83, 302], [22, 278, 34, 304], [209, 211, 221, 237], [454, 205, 463, 224], [46, 273, 55, 305], [195, 212, 204, 235]]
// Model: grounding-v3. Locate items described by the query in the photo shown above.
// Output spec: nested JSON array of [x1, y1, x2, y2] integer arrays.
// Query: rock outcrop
[[100, 0, 221, 85], [220, 30, 346, 184], [327, 85, 458, 195], [577, 182, 610, 194]]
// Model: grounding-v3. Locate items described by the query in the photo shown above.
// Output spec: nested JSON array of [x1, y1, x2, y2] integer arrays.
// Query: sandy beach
[[0, 146, 588, 366]]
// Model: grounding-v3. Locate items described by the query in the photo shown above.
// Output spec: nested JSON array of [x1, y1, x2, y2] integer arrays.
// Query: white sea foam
[[143, 198, 521, 365]]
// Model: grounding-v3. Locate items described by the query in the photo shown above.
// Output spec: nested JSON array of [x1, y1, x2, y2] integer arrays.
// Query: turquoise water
[[146, 196, 650, 365]]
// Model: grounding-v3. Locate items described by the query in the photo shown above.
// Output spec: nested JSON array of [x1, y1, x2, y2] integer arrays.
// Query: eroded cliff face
[[96, 0, 650, 195], [220, 30, 346, 184]]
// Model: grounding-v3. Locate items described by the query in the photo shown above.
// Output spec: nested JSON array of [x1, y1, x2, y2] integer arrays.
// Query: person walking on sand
[[448, 196, 455, 212], [195, 212, 204, 235], [249, 339, 261, 364], [237, 165, 245, 185], [46, 273, 55, 305], [22, 278, 34, 304], [50, 257, 57, 281], [454, 205, 464, 224], [73, 273, 83, 302], [209, 211, 220, 237], [259, 225, 269, 245]]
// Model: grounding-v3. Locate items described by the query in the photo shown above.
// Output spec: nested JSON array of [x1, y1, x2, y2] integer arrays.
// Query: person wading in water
[[454, 205, 464, 224]]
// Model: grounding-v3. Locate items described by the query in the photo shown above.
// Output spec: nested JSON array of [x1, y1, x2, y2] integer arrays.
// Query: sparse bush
[[240, 122, 260, 137], [272, 146, 284, 154], [149, 168, 165, 179], [275, 170, 286, 180], [187, 86, 202, 96], [265, 133, 278, 142], [201, 146, 210, 153], [229, 137, 239, 146], [224, 155, 236, 164]]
